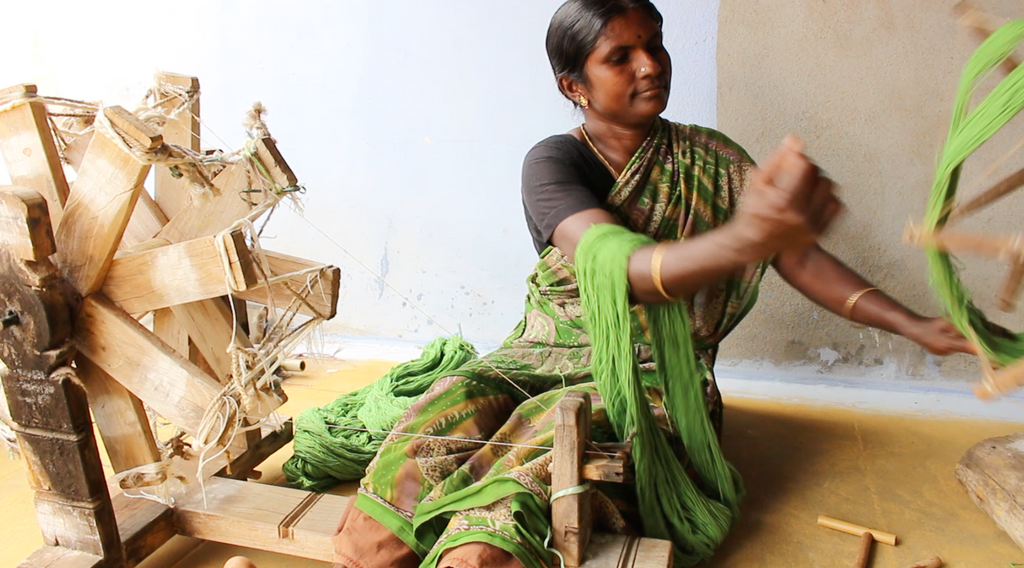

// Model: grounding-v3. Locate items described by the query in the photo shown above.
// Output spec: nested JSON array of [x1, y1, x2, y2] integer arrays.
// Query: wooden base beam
[[16, 546, 105, 568], [174, 477, 349, 562]]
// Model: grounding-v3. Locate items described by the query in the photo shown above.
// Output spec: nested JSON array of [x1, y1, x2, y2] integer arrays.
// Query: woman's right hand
[[732, 135, 842, 259]]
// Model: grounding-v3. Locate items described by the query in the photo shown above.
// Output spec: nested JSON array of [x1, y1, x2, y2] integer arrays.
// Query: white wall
[[0, 0, 719, 349]]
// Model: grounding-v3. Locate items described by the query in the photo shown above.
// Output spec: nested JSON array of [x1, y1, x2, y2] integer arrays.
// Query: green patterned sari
[[355, 119, 768, 568]]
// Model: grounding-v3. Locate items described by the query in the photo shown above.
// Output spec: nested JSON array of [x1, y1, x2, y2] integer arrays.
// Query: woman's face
[[579, 8, 671, 127]]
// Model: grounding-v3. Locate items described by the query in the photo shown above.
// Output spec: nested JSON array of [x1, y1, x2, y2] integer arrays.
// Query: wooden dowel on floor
[[817, 515, 898, 546], [853, 531, 874, 568], [900, 556, 943, 568]]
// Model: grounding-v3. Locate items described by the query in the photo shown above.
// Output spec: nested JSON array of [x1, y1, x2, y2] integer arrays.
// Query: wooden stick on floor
[[818, 515, 898, 568], [817, 515, 898, 546], [900, 557, 943, 568], [853, 531, 874, 568]]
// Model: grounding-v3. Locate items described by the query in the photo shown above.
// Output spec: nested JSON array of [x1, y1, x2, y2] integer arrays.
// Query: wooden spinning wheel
[[0, 73, 672, 568], [0, 73, 348, 567]]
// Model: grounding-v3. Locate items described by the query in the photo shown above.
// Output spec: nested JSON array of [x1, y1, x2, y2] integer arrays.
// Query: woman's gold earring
[[578, 94, 589, 109]]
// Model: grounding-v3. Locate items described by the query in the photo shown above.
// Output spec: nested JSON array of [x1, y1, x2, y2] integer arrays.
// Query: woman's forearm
[[772, 244, 921, 334], [627, 222, 768, 304], [553, 207, 772, 304]]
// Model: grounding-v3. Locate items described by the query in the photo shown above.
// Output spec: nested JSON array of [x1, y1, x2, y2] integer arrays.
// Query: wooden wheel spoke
[[0, 84, 71, 231], [55, 107, 160, 297], [905, 223, 1024, 312], [955, 2, 1022, 76], [152, 72, 201, 219], [948, 164, 1024, 224], [903, 222, 1024, 261]]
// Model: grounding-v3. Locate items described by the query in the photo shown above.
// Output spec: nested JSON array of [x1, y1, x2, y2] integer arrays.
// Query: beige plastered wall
[[716, 1, 1023, 382]]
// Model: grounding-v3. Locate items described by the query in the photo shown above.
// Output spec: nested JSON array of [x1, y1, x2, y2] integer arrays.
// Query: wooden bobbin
[[818, 515, 897, 568], [280, 358, 306, 373]]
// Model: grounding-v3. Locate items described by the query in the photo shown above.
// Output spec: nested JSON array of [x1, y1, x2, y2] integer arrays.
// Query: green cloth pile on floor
[[283, 335, 477, 491]]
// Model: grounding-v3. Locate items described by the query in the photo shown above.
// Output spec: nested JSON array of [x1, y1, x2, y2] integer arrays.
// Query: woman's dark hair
[[546, 0, 663, 97]]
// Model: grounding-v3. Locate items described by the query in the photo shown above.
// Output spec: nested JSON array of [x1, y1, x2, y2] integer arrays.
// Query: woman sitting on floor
[[230, 1, 972, 567]]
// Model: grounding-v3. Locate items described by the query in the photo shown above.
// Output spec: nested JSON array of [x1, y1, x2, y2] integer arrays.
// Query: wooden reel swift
[[904, 4, 1024, 401]]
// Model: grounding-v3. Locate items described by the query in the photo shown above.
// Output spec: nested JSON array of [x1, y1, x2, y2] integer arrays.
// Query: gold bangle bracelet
[[650, 243, 677, 302], [843, 287, 879, 321]]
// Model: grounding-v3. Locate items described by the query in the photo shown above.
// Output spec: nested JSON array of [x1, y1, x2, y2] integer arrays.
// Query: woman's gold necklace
[[580, 124, 621, 179]]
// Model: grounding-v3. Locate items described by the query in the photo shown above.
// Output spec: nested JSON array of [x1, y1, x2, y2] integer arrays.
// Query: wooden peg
[[280, 359, 306, 372]]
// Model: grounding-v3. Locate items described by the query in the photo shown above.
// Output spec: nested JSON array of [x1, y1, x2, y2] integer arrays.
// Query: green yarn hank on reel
[[920, 18, 1024, 388]]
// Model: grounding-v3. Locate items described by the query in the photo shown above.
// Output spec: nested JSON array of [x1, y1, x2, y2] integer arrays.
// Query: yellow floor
[[2, 359, 1022, 568]]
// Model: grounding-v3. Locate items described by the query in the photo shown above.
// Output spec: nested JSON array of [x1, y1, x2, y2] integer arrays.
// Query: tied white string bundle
[[188, 171, 331, 506], [91, 104, 239, 202]]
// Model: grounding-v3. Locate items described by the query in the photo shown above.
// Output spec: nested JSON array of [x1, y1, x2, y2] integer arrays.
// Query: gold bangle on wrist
[[650, 243, 677, 302], [843, 287, 879, 321]]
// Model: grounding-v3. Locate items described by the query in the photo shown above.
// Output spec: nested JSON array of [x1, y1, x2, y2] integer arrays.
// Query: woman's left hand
[[902, 316, 975, 356]]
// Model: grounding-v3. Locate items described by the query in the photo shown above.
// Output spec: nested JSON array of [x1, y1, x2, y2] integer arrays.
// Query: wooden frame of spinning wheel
[[0, 73, 672, 568]]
